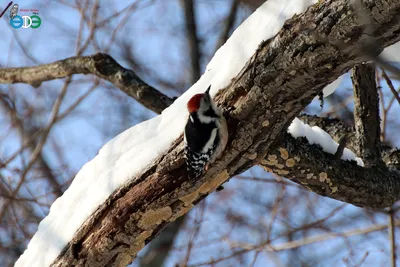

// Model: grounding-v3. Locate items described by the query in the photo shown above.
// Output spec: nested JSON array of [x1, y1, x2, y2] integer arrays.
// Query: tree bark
[[1, 0, 399, 266], [351, 63, 383, 166]]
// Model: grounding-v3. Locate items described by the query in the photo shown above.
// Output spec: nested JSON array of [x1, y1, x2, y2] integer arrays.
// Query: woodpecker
[[184, 85, 228, 179]]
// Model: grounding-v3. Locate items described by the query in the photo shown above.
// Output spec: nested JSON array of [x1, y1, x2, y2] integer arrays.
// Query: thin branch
[[381, 68, 400, 105], [389, 209, 397, 267], [271, 220, 400, 251], [182, 203, 205, 266], [0, 78, 70, 221], [0, 97, 63, 197], [190, 220, 400, 267], [76, 0, 99, 55], [0, 80, 98, 170]]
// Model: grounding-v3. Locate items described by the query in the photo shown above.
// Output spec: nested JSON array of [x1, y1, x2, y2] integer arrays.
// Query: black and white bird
[[184, 85, 228, 179]]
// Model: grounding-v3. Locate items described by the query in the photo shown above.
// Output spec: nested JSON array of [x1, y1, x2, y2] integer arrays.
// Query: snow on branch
[[15, 1, 323, 266], [288, 118, 364, 166], [261, 115, 400, 208], [12, 0, 400, 266]]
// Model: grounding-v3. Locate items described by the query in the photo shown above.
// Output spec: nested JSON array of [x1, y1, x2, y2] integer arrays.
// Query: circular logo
[[21, 15, 32, 28], [10, 15, 23, 28], [10, 15, 42, 29]]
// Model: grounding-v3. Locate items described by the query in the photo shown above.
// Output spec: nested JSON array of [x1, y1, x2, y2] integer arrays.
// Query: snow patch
[[322, 74, 343, 97], [288, 118, 364, 166], [380, 42, 400, 62]]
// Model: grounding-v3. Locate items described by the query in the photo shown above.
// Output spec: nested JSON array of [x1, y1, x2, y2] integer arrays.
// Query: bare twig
[[0, 78, 70, 221], [381, 68, 400, 105], [0, 98, 63, 197], [183, 203, 206, 266], [190, 221, 400, 267], [388, 209, 397, 267], [77, 0, 99, 55]]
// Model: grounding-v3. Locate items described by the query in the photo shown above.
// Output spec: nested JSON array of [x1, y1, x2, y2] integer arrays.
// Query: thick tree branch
[[0, 54, 174, 114], [259, 114, 400, 208], [260, 133, 399, 209], [8, 0, 400, 265], [351, 63, 383, 166]]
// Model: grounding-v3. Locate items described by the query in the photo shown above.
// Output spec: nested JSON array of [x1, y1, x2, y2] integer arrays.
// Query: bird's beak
[[205, 85, 211, 95]]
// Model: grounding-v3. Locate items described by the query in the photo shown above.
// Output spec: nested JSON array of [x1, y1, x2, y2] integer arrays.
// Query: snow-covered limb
[[296, 115, 400, 168], [15, 0, 400, 266], [15, 1, 320, 266], [260, 129, 400, 208], [288, 118, 364, 166]]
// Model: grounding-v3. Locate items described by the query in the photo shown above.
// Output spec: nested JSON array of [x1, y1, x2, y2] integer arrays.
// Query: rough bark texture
[[3, 0, 398, 266], [139, 216, 185, 267], [261, 114, 400, 209], [351, 63, 383, 166], [260, 133, 400, 208]]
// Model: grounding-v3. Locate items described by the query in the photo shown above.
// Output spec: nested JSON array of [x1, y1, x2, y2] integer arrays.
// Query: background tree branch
[[181, 0, 201, 84], [0, 54, 173, 114]]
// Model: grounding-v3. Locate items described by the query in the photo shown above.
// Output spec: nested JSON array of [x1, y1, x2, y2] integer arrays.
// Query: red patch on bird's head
[[187, 93, 205, 113]]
